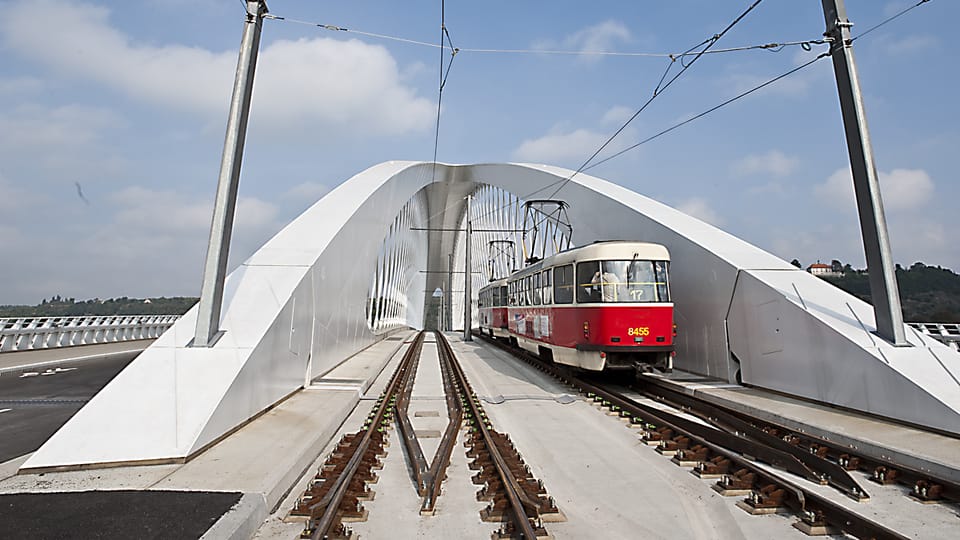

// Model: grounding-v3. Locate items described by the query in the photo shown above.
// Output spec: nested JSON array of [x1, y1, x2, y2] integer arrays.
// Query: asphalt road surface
[[0, 354, 135, 463], [0, 490, 242, 540]]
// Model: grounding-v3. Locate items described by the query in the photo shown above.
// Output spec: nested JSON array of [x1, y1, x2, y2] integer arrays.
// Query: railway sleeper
[[301, 522, 351, 540], [693, 456, 732, 479], [656, 434, 691, 456], [673, 444, 711, 467], [910, 480, 945, 503], [793, 508, 841, 536], [642, 426, 673, 445], [805, 443, 830, 459], [337, 496, 369, 523], [737, 483, 790, 515], [493, 518, 551, 540], [838, 453, 861, 471], [713, 468, 757, 496], [872, 466, 900, 485]]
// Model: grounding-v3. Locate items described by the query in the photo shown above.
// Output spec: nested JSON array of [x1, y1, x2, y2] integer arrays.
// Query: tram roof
[[507, 241, 670, 280]]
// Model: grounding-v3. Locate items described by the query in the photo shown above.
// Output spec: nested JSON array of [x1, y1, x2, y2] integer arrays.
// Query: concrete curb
[[201, 493, 268, 540]]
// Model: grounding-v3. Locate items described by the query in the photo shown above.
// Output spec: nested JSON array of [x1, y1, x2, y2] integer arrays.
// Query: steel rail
[[307, 332, 424, 540], [636, 379, 868, 500], [438, 332, 541, 539], [638, 375, 960, 505], [422, 331, 465, 513], [394, 334, 429, 494], [476, 333, 909, 540]]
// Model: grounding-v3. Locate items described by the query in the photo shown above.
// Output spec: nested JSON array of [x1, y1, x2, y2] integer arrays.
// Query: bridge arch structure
[[23, 161, 960, 471]]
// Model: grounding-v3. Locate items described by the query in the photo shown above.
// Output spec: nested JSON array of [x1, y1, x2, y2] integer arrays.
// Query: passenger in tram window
[[591, 269, 621, 302]]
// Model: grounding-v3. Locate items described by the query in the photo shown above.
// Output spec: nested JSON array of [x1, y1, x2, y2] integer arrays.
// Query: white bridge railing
[[908, 322, 960, 351], [0, 315, 180, 352]]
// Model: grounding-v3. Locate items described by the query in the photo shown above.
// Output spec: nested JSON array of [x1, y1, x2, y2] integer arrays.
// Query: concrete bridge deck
[[2, 334, 958, 539]]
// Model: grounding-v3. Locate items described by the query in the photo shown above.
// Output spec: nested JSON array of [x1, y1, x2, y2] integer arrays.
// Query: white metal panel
[[729, 269, 960, 434], [24, 160, 960, 470]]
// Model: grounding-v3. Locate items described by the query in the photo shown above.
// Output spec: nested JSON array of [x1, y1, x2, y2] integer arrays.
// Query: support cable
[[465, 0, 932, 228], [262, 13, 825, 59], [851, 0, 932, 42], [431, 0, 459, 181], [541, 0, 764, 203], [584, 52, 830, 171]]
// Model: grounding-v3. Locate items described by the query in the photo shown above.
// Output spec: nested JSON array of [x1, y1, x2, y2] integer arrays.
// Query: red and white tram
[[477, 277, 509, 338], [478, 241, 675, 372]]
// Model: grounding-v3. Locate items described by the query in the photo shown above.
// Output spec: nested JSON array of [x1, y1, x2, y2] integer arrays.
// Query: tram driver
[[591, 269, 622, 302]]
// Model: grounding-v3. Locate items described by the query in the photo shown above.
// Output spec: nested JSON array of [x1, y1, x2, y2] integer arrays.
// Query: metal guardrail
[[908, 322, 960, 351], [0, 315, 180, 352]]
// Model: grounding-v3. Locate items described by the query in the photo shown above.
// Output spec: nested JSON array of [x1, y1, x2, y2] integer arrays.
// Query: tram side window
[[532, 273, 542, 305], [500, 286, 508, 307], [576, 261, 601, 303], [553, 264, 574, 304], [542, 270, 552, 305], [655, 261, 670, 302], [508, 281, 516, 306], [519, 278, 527, 306]]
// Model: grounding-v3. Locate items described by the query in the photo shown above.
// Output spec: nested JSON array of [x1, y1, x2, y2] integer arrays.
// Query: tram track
[[291, 331, 560, 539], [292, 332, 426, 539], [477, 332, 916, 540], [635, 375, 960, 507]]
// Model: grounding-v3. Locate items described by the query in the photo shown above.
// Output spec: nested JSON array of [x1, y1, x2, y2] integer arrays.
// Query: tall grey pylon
[[821, 0, 906, 345], [194, 0, 268, 347]]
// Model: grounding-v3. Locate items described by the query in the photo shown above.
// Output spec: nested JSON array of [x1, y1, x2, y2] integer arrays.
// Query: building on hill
[[807, 262, 840, 277]]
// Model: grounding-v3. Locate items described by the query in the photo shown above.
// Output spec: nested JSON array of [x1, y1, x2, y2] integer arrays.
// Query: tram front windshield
[[578, 260, 670, 303]]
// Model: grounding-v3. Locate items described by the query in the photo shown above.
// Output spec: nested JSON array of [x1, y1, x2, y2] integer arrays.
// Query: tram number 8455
[[627, 327, 650, 337]]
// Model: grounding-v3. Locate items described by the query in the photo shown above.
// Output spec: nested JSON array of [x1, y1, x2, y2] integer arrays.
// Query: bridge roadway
[[0, 340, 152, 463], [1, 333, 958, 538]]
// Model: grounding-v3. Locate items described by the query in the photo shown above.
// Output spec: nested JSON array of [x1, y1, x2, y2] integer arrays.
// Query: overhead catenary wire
[[466, 0, 935, 228], [431, 1, 458, 181], [851, 0, 932, 42], [503, 0, 764, 231], [584, 52, 831, 171], [262, 13, 826, 60], [260, 2, 933, 238]]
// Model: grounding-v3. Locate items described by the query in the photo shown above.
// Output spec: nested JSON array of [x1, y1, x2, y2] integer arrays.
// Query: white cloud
[[815, 167, 934, 212], [732, 150, 799, 178], [533, 20, 632, 62], [0, 77, 44, 96], [1, 0, 433, 136], [0, 174, 30, 214], [883, 34, 937, 55], [0, 104, 123, 148], [675, 197, 724, 226], [600, 106, 635, 126], [283, 181, 331, 203], [513, 128, 608, 164], [513, 106, 639, 165], [564, 20, 631, 53], [111, 186, 277, 233], [720, 48, 831, 100]]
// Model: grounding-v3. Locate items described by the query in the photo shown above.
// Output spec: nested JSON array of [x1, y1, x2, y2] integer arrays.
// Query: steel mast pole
[[821, 0, 906, 345], [194, 0, 268, 347], [447, 253, 454, 332], [463, 195, 473, 341]]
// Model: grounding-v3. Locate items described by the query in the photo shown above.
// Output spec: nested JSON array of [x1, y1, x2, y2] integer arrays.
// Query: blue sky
[[0, 0, 956, 304]]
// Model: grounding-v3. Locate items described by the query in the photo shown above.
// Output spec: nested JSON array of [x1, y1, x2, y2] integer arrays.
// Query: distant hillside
[[0, 296, 198, 318], [823, 262, 960, 323]]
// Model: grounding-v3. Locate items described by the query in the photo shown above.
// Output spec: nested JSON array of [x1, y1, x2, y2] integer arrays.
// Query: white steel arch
[[24, 161, 960, 471]]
